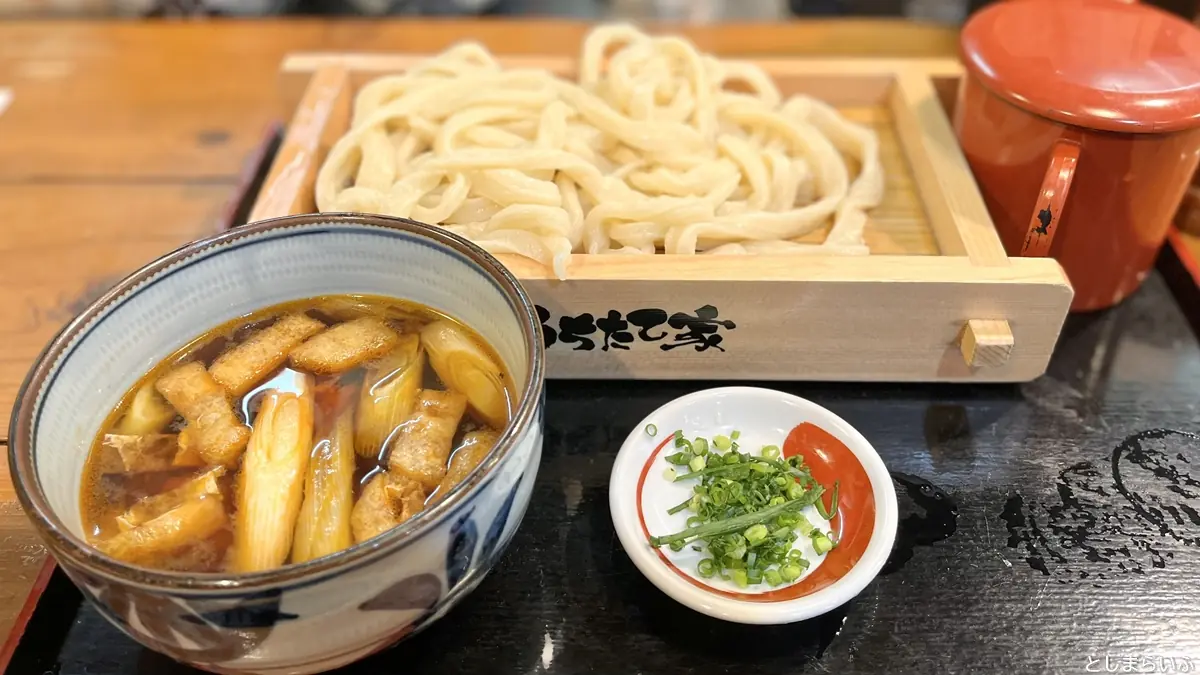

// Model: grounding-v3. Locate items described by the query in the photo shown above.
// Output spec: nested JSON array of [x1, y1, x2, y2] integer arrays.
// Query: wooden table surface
[[0, 17, 967, 657]]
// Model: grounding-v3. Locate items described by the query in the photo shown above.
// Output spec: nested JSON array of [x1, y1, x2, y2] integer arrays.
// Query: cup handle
[[1020, 140, 1080, 257]]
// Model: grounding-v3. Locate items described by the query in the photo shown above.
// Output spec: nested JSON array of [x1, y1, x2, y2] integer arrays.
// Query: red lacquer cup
[[955, 0, 1200, 312]]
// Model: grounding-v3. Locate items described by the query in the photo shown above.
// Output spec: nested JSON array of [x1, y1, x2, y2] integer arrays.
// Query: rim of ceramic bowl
[[609, 386, 898, 624], [8, 212, 546, 594]]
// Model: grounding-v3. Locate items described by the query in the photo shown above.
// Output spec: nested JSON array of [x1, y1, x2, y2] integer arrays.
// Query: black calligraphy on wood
[[533, 305, 735, 353]]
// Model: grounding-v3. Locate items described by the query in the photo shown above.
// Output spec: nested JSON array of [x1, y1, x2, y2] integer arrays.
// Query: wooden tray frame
[[249, 55, 1073, 382]]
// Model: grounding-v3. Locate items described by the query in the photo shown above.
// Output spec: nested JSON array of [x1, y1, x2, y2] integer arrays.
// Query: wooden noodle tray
[[250, 54, 1073, 382]]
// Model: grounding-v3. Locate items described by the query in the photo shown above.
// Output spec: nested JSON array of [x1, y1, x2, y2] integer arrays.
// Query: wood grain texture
[[249, 66, 351, 223], [889, 68, 1006, 265], [0, 184, 235, 441], [0, 461, 52, 671], [959, 318, 1015, 368]]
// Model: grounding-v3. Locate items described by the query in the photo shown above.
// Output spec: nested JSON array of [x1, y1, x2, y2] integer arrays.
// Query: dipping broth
[[80, 295, 514, 573]]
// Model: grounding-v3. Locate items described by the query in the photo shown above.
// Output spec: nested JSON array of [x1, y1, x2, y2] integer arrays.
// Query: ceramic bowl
[[609, 386, 896, 624], [7, 213, 546, 674]]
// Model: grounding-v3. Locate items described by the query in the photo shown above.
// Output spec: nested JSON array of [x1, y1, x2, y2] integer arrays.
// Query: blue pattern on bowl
[[445, 510, 478, 589], [482, 474, 523, 563]]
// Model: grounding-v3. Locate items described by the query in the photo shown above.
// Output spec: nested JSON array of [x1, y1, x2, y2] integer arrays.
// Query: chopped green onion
[[667, 496, 692, 515], [648, 494, 823, 548], [652, 426, 838, 589], [815, 481, 839, 521], [786, 482, 805, 501], [731, 569, 749, 588], [796, 514, 815, 536], [812, 532, 834, 555], [710, 486, 728, 506], [664, 451, 693, 466], [730, 430, 741, 440], [645, 423, 658, 436], [743, 524, 769, 545], [780, 563, 802, 582]]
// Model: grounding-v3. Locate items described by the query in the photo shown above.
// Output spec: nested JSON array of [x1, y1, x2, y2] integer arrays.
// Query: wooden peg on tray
[[959, 319, 1014, 368]]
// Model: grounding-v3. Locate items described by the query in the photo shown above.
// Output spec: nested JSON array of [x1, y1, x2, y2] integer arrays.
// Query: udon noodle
[[316, 25, 884, 279]]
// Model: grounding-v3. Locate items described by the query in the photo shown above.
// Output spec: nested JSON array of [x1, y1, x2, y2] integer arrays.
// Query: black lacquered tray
[[7, 130, 1200, 675]]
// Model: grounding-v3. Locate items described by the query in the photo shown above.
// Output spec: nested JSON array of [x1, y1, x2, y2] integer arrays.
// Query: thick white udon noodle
[[316, 24, 884, 280]]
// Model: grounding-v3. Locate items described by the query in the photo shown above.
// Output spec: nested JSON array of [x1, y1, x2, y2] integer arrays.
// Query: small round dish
[[609, 387, 897, 625]]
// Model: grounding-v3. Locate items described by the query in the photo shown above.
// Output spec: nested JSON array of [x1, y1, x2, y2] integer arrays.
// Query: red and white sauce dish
[[609, 387, 898, 624]]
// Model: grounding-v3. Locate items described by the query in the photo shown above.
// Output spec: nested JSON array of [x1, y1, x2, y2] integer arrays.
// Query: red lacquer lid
[[960, 0, 1200, 133]]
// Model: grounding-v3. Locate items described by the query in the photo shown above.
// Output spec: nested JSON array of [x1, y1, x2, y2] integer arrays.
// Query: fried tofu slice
[[104, 434, 180, 473], [289, 317, 400, 375], [232, 380, 315, 573], [116, 466, 226, 532], [431, 430, 500, 504], [97, 495, 227, 566], [350, 472, 426, 544], [173, 429, 206, 468], [155, 363, 251, 467], [209, 313, 326, 397], [292, 406, 356, 564], [114, 382, 177, 435], [386, 389, 468, 491]]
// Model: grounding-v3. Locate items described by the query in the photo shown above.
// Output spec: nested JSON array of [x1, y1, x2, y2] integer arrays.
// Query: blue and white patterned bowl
[[7, 213, 546, 674]]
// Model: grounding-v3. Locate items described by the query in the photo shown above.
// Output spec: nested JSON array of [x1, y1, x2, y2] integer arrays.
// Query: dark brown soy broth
[[79, 294, 514, 572]]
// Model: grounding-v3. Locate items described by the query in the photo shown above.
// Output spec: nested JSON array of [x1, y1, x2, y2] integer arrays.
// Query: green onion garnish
[[812, 532, 835, 555], [646, 423, 658, 436], [780, 563, 802, 582], [648, 429, 837, 589], [664, 451, 692, 466]]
